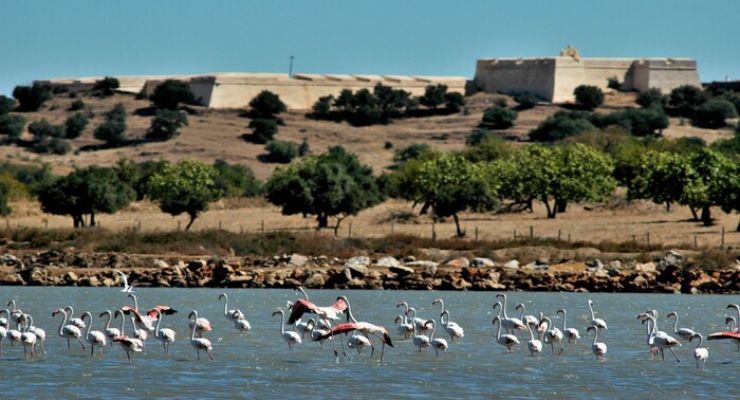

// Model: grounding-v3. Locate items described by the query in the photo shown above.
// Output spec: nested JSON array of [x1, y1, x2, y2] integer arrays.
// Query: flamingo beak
[[384, 333, 394, 347]]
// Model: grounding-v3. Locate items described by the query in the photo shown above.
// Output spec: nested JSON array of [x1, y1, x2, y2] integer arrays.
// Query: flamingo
[[81, 312, 107, 356], [129, 312, 148, 348], [516, 303, 539, 328], [646, 314, 681, 362], [6, 300, 23, 325], [5, 317, 22, 348], [425, 320, 448, 356], [540, 316, 564, 355], [114, 270, 135, 293], [494, 294, 526, 333], [52, 308, 85, 350], [19, 314, 37, 359], [314, 296, 393, 361], [394, 314, 414, 340], [188, 310, 214, 360], [492, 316, 519, 352], [707, 305, 740, 348], [411, 318, 431, 352], [406, 307, 432, 335], [526, 320, 543, 356], [309, 315, 332, 349], [287, 295, 347, 325], [690, 333, 708, 370], [347, 333, 372, 354], [587, 300, 608, 331], [556, 309, 580, 344], [0, 307, 8, 328], [186, 310, 212, 338], [218, 293, 244, 323], [99, 310, 121, 346], [234, 318, 252, 335], [0, 310, 7, 357], [295, 318, 315, 339], [126, 294, 177, 331], [273, 309, 301, 351], [110, 308, 143, 364], [586, 326, 607, 359], [63, 306, 86, 330], [153, 309, 176, 353], [432, 299, 464, 341], [666, 312, 697, 341], [23, 314, 46, 354]]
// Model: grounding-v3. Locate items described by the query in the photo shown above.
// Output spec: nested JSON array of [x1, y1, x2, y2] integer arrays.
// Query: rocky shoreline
[[0, 248, 738, 293]]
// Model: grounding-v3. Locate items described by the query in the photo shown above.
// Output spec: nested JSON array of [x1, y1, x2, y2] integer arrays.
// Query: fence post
[[44, 220, 48, 229], [558, 229, 561, 241], [513, 229, 517, 240], [391, 222, 394, 235], [177, 220, 181, 231], [475, 226, 479, 242], [261, 220, 265, 234], [568, 233, 571, 242], [694, 234, 698, 249], [720, 226, 725, 249], [219, 221, 222, 230], [529, 225, 534, 239], [432, 222, 436, 241], [646, 232, 650, 247], [137, 220, 142, 231], [632, 234, 636, 243], [348, 222, 352, 238]]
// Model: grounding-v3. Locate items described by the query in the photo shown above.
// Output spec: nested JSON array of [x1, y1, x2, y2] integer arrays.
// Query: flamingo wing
[[287, 299, 320, 324], [314, 322, 359, 341], [707, 331, 740, 340]]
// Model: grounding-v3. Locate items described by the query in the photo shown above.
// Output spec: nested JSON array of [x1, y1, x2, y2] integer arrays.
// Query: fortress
[[37, 47, 701, 109]]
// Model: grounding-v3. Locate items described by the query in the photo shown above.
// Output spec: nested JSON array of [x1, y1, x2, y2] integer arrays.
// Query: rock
[[417, 248, 453, 261], [502, 260, 519, 270], [102, 278, 115, 287], [608, 260, 622, 270], [635, 262, 657, 273], [2, 253, 24, 270], [63, 271, 78, 284], [303, 273, 326, 288], [523, 262, 549, 270], [389, 265, 415, 276], [153, 259, 169, 269], [471, 257, 495, 267], [88, 276, 101, 287], [406, 260, 439, 269], [345, 263, 368, 278], [402, 255, 416, 263], [375, 256, 401, 268], [188, 259, 207, 272], [586, 259, 604, 270], [288, 254, 308, 267], [344, 256, 370, 269], [424, 264, 438, 276], [3, 273, 24, 285], [445, 257, 470, 268]]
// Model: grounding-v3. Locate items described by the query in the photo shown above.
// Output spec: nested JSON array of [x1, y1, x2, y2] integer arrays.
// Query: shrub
[[12, 83, 51, 112], [28, 119, 64, 141], [480, 106, 517, 129], [68, 99, 85, 111], [150, 80, 195, 109], [47, 138, 71, 154], [92, 76, 120, 97], [596, 108, 669, 136], [311, 95, 333, 117], [529, 111, 596, 142], [212, 160, 262, 197], [668, 85, 707, 118], [0, 95, 15, 115], [464, 133, 512, 162], [513, 93, 538, 110], [93, 103, 127, 145], [146, 109, 188, 141], [636, 88, 665, 109], [384, 141, 393, 149], [0, 181, 11, 216], [393, 143, 431, 165], [444, 92, 465, 112], [0, 114, 26, 140], [247, 118, 278, 144], [64, 112, 89, 139], [264, 140, 298, 163], [573, 85, 604, 110], [249, 91, 286, 119], [493, 97, 508, 108], [607, 77, 621, 90], [298, 138, 310, 157], [691, 98, 738, 128], [419, 84, 447, 109]]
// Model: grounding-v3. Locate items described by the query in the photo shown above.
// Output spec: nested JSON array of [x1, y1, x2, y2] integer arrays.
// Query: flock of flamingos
[[0, 280, 739, 369]]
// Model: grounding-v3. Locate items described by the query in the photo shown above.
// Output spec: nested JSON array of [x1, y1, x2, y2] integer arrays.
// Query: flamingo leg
[[196, 350, 200, 360], [207, 350, 215, 361], [67, 338, 71, 350], [668, 348, 681, 363], [91, 345, 94, 357], [78, 339, 86, 349], [660, 349, 665, 361], [558, 342, 564, 356], [380, 342, 385, 362]]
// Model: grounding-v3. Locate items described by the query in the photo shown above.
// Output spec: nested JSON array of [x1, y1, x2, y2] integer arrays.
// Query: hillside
[[1, 90, 734, 180]]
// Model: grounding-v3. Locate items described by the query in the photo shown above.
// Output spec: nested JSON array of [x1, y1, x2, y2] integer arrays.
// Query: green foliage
[[593, 108, 669, 136], [691, 98, 737, 128], [680, 149, 738, 225], [463, 133, 512, 162], [37, 166, 135, 227], [12, 83, 51, 112], [149, 80, 196, 110], [628, 151, 692, 211], [311, 95, 333, 117], [607, 77, 621, 90], [711, 132, 740, 162], [298, 138, 310, 157], [249, 91, 287, 119], [68, 99, 85, 111], [573, 85, 604, 110], [147, 160, 222, 230], [0, 114, 26, 140], [393, 143, 432, 165], [247, 118, 278, 144], [146, 109, 188, 141], [115, 159, 169, 200], [668, 85, 707, 118], [636, 88, 666, 109], [94, 103, 127, 145], [0, 161, 52, 194], [311, 84, 417, 126], [480, 106, 517, 129], [212, 159, 262, 198], [264, 140, 298, 163], [513, 93, 538, 110], [92, 76, 120, 97], [420, 84, 447, 109], [444, 92, 465, 112], [0, 181, 11, 216], [392, 153, 496, 236], [28, 119, 67, 153], [28, 119, 64, 140], [529, 111, 596, 141], [64, 112, 89, 139], [265, 146, 382, 233], [0, 95, 15, 115]]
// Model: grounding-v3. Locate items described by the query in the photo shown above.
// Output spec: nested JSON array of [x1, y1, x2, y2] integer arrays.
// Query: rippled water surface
[[1, 288, 738, 399]]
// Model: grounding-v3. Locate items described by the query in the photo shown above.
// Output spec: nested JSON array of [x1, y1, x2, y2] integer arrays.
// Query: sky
[[1, 0, 738, 95]]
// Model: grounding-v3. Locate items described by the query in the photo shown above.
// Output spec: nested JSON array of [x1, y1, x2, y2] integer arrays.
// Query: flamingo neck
[[441, 311, 448, 326], [298, 287, 309, 301], [345, 299, 357, 323], [118, 311, 126, 336], [560, 311, 567, 331], [429, 324, 436, 341], [592, 329, 598, 345], [733, 306, 740, 332], [500, 296, 508, 318], [155, 311, 162, 336], [495, 319, 502, 340], [130, 295, 139, 311], [57, 310, 68, 336], [84, 313, 92, 336], [588, 303, 596, 320], [190, 312, 198, 340], [695, 334, 703, 348], [670, 315, 679, 334], [437, 300, 445, 314], [278, 312, 286, 335], [222, 295, 229, 316], [103, 311, 112, 330], [528, 324, 535, 341]]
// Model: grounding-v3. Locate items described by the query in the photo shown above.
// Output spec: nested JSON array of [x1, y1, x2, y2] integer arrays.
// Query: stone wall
[[474, 58, 556, 101], [552, 58, 635, 102]]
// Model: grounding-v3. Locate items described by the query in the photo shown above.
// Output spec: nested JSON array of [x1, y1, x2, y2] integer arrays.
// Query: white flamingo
[[494, 295, 526, 334], [234, 318, 251, 335], [309, 315, 332, 349], [6, 300, 23, 325], [187, 311, 213, 338], [129, 312, 148, 348], [218, 293, 245, 323], [587, 300, 608, 331], [646, 314, 681, 362], [99, 310, 121, 346], [273, 309, 301, 351], [81, 312, 107, 356], [189, 310, 214, 361], [64, 306, 86, 330], [541, 316, 564, 355], [722, 316, 740, 350], [114, 270, 135, 293], [347, 333, 372, 354], [432, 299, 464, 341], [556, 309, 580, 344], [52, 308, 85, 350], [425, 320, 448, 356], [406, 307, 432, 335], [394, 314, 414, 340], [111, 313, 143, 365], [411, 317, 431, 352], [690, 333, 708, 370], [492, 316, 519, 352], [19, 314, 37, 359], [0, 307, 8, 328], [586, 326, 607, 359], [24, 314, 46, 354], [516, 303, 539, 328], [6, 318, 22, 348], [154, 309, 176, 353], [295, 318, 314, 339], [0, 310, 7, 357], [526, 320, 543, 356], [666, 312, 697, 340]]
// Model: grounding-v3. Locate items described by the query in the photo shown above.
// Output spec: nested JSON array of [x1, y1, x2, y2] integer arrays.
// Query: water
[[1, 288, 737, 399]]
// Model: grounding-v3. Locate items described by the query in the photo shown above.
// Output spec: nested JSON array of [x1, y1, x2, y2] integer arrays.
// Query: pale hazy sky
[[1, 0, 738, 95]]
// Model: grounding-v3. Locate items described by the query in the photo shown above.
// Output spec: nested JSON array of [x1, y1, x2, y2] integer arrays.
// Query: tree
[[691, 98, 737, 128], [464, 133, 513, 162], [529, 111, 596, 141], [393, 143, 432, 165], [298, 138, 310, 157], [513, 93, 538, 110], [393, 153, 496, 237], [573, 85, 604, 110], [628, 151, 692, 211], [28, 119, 68, 153], [264, 140, 298, 163], [247, 118, 278, 144], [636, 88, 665, 109], [146, 109, 188, 141], [37, 166, 135, 227], [249, 90, 286, 119], [115, 159, 169, 200], [0, 95, 15, 115], [12, 83, 51, 112], [419, 84, 447, 109], [149, 80, 195, 109], [0, 114, 26, 140], [480, 106, 517, 129], [94, 103, 127, 145], [311, 95, 333, 117], [680, 149, 737, 226], [444, 92, 465, 112], [147, 160, 222, 230], [265, 146, 382, 234], [212, 160, 262, 197], [595, 108, 669, 136], [668, 85, 707, 118], [0, 181, 11, 216], [607, 77, 621, 90], [92, 76, 120, 97], [64, 112, 89, 139]]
